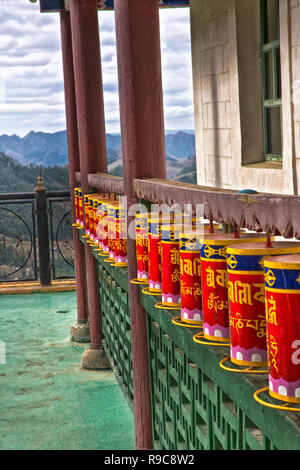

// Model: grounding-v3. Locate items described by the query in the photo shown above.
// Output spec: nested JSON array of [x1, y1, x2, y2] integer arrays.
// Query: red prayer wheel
[[159, 224, 182, 307], [73, 187, 81, 226], [200, 232, 268, 343], [90, 197, 97, 242], [147, 212, 186, 293], [179, 230, 202, 324], [96, 199, 112, 255], [90, 195, 109, 248], [147, 214, 173, 293], [93, 196, 103, 247], [264, 254, 300, 403], [135, 212, 149, 282], [113, 206, 127, 266], [179, 224, 225, 325], [105, 202, 120, 262], [78, 188, 84, 228], [97, 199, 113, 256], [88, 196, 99, 243], [227, 241, 300, 367], [85, 195, 108, 246], [147, 215, 220, 296], [81, 194, 95, 239], [86, 195, 94, 238]]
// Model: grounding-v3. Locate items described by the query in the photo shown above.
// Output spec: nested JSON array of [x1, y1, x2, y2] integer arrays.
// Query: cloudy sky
[[0, 1, 194, 137]]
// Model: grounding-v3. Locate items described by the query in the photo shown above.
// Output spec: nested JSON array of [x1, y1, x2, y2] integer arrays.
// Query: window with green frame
[[260, 0, 282, 162]]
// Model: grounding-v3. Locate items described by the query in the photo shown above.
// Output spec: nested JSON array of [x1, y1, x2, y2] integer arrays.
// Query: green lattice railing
[[141, 293, 300, 450], [97, 257, 134, 409]]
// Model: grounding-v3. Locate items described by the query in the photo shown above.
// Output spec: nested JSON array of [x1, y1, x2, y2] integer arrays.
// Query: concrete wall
[[190, 0, 233, 189], [190, 0, 298, 195]]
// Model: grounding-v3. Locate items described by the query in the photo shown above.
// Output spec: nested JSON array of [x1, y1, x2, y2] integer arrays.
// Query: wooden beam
[[114, 0, 166, 450], [40, 0, 190, 13], [60, 9, 88, 324], [88, 173, 124, 195], [132, 178, 300, 238], [80, 172, 300, 239], [70, 0, 107, 360], [69, 0, 107, 186]]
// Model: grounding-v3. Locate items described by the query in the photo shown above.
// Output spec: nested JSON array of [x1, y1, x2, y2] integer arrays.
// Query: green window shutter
[[261, 0, 282, 162]]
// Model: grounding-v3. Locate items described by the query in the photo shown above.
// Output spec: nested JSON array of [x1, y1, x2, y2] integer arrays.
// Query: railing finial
[[35, 171, 46, 192]]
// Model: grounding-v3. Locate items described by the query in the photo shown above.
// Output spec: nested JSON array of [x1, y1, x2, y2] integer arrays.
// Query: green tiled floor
[[0, 291, 135, 450]]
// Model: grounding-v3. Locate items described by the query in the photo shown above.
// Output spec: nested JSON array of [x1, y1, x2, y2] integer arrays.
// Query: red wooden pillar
[[114, 0, 166, 449], [69, 0, 109, 369], [60, 10, 89, 343]]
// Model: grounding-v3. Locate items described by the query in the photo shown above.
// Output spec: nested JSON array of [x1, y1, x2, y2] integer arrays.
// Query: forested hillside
[[0, 153, 69, 193]]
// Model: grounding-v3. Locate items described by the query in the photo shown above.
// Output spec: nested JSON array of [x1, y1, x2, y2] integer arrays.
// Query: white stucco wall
[[190, 0, 298, 195]]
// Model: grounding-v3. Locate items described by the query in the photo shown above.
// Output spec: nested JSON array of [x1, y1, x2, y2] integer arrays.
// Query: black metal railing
[[0, 183, 74, 285], [48, 193, 74, 280]]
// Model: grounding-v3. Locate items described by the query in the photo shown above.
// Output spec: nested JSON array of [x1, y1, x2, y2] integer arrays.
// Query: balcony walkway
[[0, 290, 135, 450]]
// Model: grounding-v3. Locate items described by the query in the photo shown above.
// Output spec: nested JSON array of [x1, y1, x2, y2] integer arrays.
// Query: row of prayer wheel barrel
[[227, 243, 300, 404], [159, 223, 183, 308], [73, 188, 127, 267], [159, 222, 220, 311], [74, 189, 300, 404], [133, 211, 300, 404], [139, 211, 222, 313], [136, 211, 198, 291]]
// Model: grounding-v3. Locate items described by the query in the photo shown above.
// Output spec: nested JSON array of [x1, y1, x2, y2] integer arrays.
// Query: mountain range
[[0, 129, 197, 184], [0, 130, 195, 166]]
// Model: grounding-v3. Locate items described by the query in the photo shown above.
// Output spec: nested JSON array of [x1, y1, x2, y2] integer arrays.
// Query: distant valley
[[0, 129, 197, 190]]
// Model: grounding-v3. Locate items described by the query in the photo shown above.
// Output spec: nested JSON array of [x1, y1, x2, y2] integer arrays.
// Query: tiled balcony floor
[[0, 291, 135, 450]]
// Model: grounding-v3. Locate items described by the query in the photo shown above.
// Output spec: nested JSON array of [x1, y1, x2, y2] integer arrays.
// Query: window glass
[[266, 107, 282, 158], [263, 0, 280, 43], [261, 0, 282, 161]]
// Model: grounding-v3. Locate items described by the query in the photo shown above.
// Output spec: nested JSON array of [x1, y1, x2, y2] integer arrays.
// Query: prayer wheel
[[179, 230, 202, 324], [86, 195, 107, 246], [178, 225, 226, 325], [89, 196, 97, 242], [97, 199, 112, 256], [132, 212, 149, 284], [78, 188, 84, 228], [105, 201, 121, 262], [112, 205, 127, 266], [263, 253, 300, 403], [95, 198, 108, 252], [145, 216, 221, 296], [82, 194, 94, 239], [88, 196, 100, 244], [91, 195, 109, 249], [226, 241, 300, 368], [200, 232, 268, 343], [157, 223, 182, 308], [137, 211, 193, 289], [92, 197, 103, 248], [73, 187, 81, 227], [147, 214, 174, 293]]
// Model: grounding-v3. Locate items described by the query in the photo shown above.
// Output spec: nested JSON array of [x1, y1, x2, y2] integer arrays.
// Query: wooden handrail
[[75, 172, 300, 239]]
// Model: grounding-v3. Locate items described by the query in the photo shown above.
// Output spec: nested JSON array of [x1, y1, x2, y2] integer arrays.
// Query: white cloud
[[0, 1, 194, 136]]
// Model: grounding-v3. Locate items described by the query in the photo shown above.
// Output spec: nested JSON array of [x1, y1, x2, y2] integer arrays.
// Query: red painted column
[[114, 0, 166, 450], [60, 10, 89, 342], [69, 0, 109, 368]]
